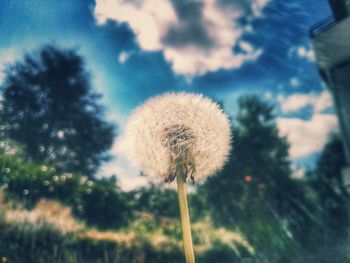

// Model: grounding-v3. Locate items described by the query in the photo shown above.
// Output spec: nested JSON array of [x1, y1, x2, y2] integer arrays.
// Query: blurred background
[[1, 0, 350, 262]]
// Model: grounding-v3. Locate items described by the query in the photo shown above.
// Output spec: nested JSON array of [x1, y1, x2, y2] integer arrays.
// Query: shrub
[[78, 176, 131, 229], [130, 186, 179, 219], [0, 150, 130, 229]]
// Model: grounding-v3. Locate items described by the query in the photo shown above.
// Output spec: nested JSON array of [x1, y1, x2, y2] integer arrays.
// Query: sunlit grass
[[0, 194, 254, 262], [5, 199, 83, 234]]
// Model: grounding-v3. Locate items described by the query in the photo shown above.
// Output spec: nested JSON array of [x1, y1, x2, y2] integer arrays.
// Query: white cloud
[[292, 168, 305, 179], [313, 90, 333, 113], [94, 0, 269, 76], [290, 77, 300, 87], [277, 90, 336, 158], [98, 161, 148, 191], [98, 157, 148, 191], [276, 113, 338, 159], [252, 0, 270, 16], [118, 51, 133, 64], [279, 90, 333, 113], [280, 93, 311, 112], [119, 176, 149, 191], [264, 91, 273, 100], [97, 109, 150, 191], [106, 109, 128, 127], [239, 41, 255, 53], [0, 48, 24, 83], [297, 46, 315, 62]]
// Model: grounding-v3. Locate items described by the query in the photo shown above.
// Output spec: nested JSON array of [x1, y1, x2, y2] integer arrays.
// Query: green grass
[[0, 197, 254, 263]]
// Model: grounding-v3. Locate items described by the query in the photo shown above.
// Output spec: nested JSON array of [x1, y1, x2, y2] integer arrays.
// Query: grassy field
[[0, 196, 254, 263]]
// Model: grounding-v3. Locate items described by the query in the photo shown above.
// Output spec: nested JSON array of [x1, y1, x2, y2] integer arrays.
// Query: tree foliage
[[129, 186, 180, 219], [79, 176, 131, 229], [0, 144, 130, 229], [0, 45, 115, 177], [310, 133, 349, 243], [202, 95, 317, 262]]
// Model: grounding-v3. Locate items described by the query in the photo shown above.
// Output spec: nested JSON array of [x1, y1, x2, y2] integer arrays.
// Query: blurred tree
[[0, 45, 114, 177], [79, 176, 131, 229], [130, 185, 180, 219], [310, 133, 349, 245], [202, 95, 318, 262], [314, 133, 348, 197], [0, 145, 131, 229]]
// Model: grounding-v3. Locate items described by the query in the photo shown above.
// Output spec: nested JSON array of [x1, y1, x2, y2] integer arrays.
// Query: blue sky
[[0, 0, 338, 189]]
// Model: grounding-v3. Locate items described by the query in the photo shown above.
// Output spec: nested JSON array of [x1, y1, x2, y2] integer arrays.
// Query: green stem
[[176, 173, 195, 263]]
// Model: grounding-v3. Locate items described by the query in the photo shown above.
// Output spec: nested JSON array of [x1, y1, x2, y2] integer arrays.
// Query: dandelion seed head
[[119, 92, 232, 183]]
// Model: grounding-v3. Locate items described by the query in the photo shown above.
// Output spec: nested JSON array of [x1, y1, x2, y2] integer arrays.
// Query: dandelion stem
[[176, 172, 195, 263]]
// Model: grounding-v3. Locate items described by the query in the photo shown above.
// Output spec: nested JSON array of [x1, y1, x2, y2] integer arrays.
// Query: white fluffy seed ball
[[118, 92, 232, 183]]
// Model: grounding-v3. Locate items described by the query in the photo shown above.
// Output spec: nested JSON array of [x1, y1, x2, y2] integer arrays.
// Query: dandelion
[[119, 92, 231, 263], [119, 92, 231, 182]]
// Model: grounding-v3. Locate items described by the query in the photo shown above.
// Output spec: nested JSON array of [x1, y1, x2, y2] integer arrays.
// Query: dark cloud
[[161, 0, 214, 49], [217, 0, 255, 15]]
